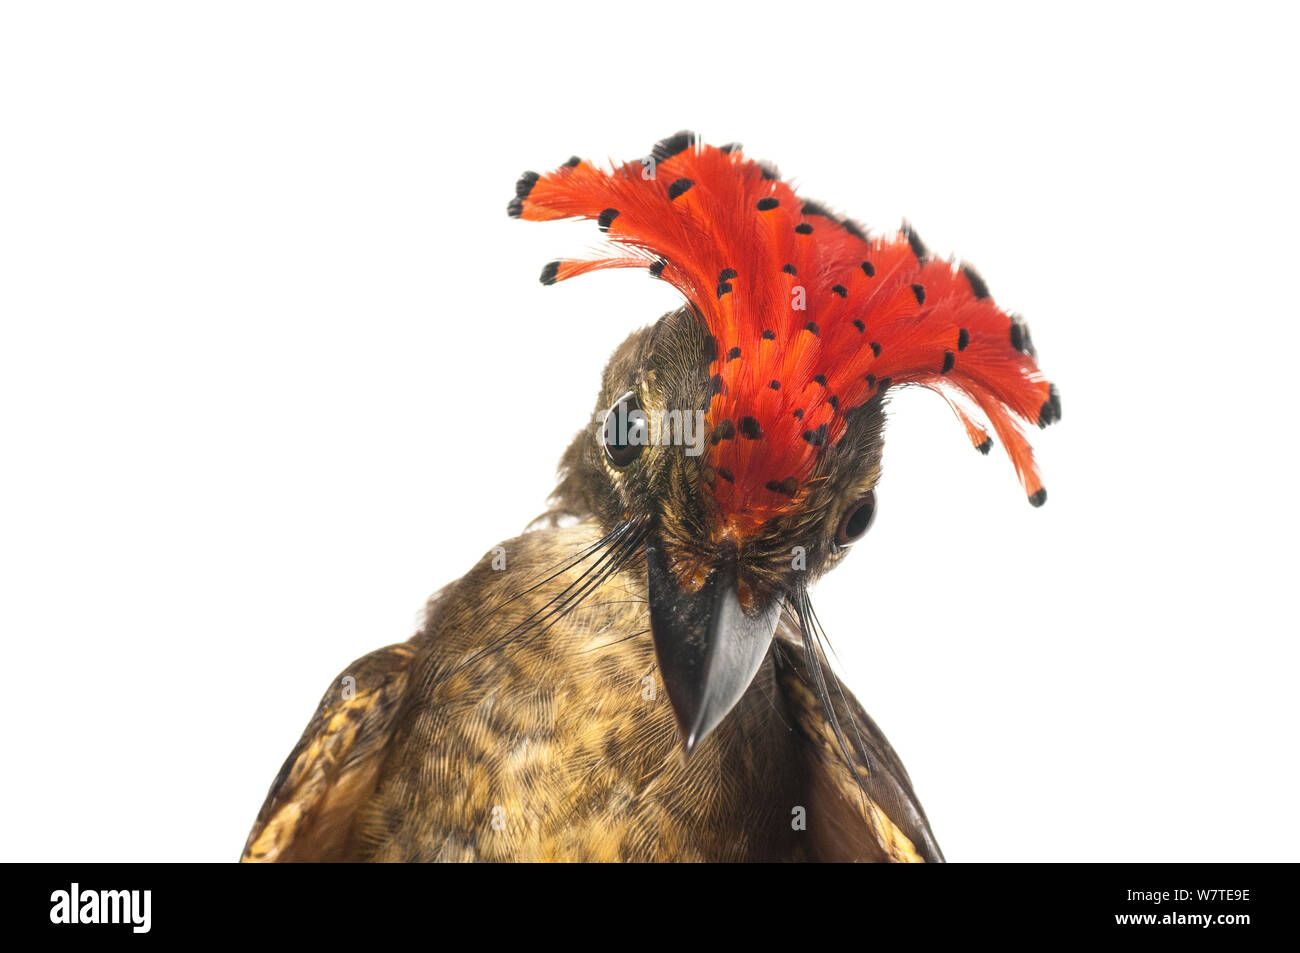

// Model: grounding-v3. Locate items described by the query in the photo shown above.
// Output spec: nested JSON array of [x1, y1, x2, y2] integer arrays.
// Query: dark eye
[[835, 491, 876, 546], [602, 391, 648, 468]]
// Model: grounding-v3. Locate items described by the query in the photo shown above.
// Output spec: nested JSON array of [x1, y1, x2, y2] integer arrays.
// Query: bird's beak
[[645, 534, 784, 755]]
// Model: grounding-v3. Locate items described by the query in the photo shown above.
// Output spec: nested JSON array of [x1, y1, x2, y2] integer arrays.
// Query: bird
[[241, 132, 1059, 862]]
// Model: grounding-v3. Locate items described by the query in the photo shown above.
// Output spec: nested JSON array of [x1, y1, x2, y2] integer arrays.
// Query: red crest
[[512, 133, 1058, 530]]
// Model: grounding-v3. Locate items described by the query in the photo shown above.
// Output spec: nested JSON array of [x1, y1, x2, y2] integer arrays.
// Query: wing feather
[[774, 636, 944, 862], [240, 641, 416, 862]]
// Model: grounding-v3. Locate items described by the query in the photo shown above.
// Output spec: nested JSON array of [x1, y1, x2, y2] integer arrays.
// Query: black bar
[[4, 862, 1287, 941]]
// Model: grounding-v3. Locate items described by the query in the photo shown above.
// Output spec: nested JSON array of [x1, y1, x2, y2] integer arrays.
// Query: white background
[[2, 2, 1296, 862]]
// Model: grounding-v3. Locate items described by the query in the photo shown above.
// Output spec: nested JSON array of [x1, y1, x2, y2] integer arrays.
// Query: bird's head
[[512, 133, 1059, 753]]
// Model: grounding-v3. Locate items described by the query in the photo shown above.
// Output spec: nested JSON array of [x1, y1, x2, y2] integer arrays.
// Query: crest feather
[[512, 132, 1058, 522]]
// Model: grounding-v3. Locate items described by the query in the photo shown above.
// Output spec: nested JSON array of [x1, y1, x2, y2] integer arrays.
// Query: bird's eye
[[602, 391, 648, 468], [835, 491, 877, 546]]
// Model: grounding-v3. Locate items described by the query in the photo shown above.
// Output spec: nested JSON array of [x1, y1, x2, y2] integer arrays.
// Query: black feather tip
[[1038, 384, 1062, 428], [650, 130, 697, 163]]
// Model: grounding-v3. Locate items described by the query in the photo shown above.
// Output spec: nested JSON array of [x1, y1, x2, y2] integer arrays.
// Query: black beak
[[645, 534, 784, 755]]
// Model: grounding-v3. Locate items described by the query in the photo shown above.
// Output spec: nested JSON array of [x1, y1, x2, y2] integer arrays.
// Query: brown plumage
[[244, 311, 940, 862], [243, 543, 937, 860], [244, 134, 1056, 862]]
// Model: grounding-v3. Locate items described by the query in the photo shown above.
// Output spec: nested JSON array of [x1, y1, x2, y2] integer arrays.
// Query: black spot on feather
[[1028, 488, 1047, 507], [597, 208, 620, 232], [958, 328, 970, 351], [941, 350, 955, 374], [912, 283, 926, 305], [1038, 384, 1062, 428], [795, 223, 813, 235], [976, 437, 993, 455], [667, 177, 694, 200], [762, 329, 776, 340], [962, 264, 991, 300], [766, 477, 798, 497], [711, 419, 736, 443], [802, 424, 829, 446], [1010, 315, 1036, 357], [719, 268, 738, 281], [860, 261, 876, 277], [539, 261, 560, 285], [903, 222, 928, 260], [783, 263, 798, 275], [738, 416, 763, 440], [757, 197, 780, 211], [515, 170, 540, 199], [831, 284, 847, 298], [651, 130, 696, 162], [649, 258, 667, 277]]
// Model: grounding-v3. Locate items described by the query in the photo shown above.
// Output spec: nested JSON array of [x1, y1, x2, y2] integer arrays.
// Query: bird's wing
[[241, 640, 417, 862], [774, 637, 945, 862]]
